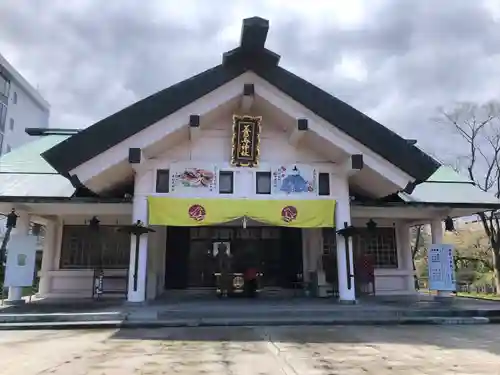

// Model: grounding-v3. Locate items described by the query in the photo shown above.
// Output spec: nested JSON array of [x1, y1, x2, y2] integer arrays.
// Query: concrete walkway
[[3, 325, 500, 374]]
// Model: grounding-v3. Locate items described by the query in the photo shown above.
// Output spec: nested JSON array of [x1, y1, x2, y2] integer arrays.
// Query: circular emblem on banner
[[188, 204, 206, 222], [233, 276, 244, 289], [281, 206, 298, 223]]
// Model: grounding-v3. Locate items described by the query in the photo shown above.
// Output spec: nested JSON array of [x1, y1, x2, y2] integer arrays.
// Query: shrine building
[[1, 17, 499, 304]]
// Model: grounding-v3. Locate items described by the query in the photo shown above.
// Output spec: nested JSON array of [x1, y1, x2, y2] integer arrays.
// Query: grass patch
[[420, 289, 500, 301], [456, 292, 500, 301], [22, 286, 36, 297]]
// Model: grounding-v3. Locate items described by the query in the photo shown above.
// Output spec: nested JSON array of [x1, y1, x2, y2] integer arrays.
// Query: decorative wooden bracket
[[189, 114, 201, 142], [289, 118, 308, 147], [240, 84, 255, 112]]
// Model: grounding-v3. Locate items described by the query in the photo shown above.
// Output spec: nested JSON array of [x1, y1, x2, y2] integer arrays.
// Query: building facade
[[1, 17, 499, 305], [0, 52, 50, 155]]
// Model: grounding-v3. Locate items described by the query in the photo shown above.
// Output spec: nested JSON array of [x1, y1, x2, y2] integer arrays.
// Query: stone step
[[0, 316, 490, 331], [155, 308, 500, 320], [123, 316, 491, 327], [0, 311, 126, 324], [0, 310, 493, 329]]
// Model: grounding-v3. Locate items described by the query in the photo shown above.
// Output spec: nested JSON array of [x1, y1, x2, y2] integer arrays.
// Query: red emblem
[[188, 204, 206, 222], [281, 206, 298, 223]]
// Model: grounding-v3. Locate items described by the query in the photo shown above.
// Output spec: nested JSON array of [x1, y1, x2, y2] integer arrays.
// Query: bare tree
[[411, 225, 424, 267], [411, 225, 424, 289], [436, 101, 500, 293]]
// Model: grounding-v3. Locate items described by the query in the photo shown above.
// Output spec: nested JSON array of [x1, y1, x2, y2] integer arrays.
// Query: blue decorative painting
[[272, 165, 317, 194]]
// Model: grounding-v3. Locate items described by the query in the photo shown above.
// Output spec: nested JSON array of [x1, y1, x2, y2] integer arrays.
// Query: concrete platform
[[1, 296, 499, 329]]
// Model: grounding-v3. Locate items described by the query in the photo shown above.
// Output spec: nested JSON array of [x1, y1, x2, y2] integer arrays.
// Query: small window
[[256, 172, 271, 194], [156, 169, 170, 193], [219, 171, 234, 194], [318, 173, 330, 196], [13, 92, 17, 104], [9, 118, 14, 131], [0, 104, 6, 133]]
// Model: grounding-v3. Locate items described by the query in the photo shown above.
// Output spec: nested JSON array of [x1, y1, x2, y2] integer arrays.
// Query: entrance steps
[[160, 287, 296, 301], [1, 297, 500, 329], [142, 298, 500, 326]]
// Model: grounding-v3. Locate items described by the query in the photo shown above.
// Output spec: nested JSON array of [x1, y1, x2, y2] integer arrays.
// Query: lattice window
[[321, 227, 398, 268], [353, 228, 398, 268], [60, 225, 130, 269]]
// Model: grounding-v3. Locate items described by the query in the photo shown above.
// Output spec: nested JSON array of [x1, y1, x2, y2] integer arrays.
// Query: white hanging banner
[[428, 243, 456, 292], [4, 235, 38, 287]]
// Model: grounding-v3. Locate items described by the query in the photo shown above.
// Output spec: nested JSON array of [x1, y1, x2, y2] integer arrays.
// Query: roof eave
[[352, 200, 500, 210], [0, 196, 133, 204]]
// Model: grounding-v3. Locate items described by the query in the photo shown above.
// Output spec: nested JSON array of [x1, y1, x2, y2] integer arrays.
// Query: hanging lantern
[[88, 216, 100, 231], [366, 218, 377, 231], [31, 223, 42, 236], [117, 220, 155, 292], [336, 222, 358, 238], [444, 216, 455, 232], [6, 208, 18, 229]]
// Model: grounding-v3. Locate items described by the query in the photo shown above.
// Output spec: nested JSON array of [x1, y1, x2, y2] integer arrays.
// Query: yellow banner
[[246, 199, 335, 228], [148, 197, 335, 228]]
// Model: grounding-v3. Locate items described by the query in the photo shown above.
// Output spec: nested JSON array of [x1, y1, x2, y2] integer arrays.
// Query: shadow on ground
[[110, 324, 500, 357]]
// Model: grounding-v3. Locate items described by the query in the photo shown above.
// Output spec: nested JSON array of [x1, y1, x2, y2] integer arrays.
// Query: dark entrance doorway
[[164, 226, 303, 290]]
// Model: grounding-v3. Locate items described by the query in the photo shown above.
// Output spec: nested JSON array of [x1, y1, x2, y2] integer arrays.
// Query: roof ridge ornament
[[240, 17, 269, 52], [222, 17, 281, 68]]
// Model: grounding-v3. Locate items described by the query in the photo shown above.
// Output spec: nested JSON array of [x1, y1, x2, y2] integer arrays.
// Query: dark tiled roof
[[42, 17, 439, 181], [42, 65, 245, 175], [253, 65, 439, 181]]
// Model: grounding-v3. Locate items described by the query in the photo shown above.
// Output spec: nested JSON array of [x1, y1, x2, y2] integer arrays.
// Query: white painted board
[[4, 235, 38, 287], [428, 243, 456, 291]]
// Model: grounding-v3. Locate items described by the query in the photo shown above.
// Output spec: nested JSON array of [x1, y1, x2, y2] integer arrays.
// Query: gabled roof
[[0, 134, 74, 197], [398, 166, 500, 208], [42, 17, 440, 182]]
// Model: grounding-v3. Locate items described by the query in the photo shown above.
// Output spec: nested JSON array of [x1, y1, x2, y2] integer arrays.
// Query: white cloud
[[0, 0, 499, 161], [335, 54, 368, 81]]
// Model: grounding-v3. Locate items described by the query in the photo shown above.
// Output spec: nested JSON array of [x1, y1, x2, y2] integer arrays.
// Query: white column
[[398, 222, 416, 294], [335, 178, 356, 302], [430, 218, 451, 297], [127, 169, 152, 303], [430, 218, 443, 245], [7, 211, 30, 303], [38, 221, 57, 297]]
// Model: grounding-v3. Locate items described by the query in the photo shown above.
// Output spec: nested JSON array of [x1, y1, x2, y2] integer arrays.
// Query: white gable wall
[[70, 72, 415, 198], [147, 114, 345, 202], [157, 116, 328, 164]]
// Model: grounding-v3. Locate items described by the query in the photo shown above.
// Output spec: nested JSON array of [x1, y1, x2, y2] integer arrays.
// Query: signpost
[[428, 243, 456, 292], [4, 235, 38, 288]]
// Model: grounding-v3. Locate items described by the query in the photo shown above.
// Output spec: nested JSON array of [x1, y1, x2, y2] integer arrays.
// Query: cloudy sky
[[1, 0, 500, 162]]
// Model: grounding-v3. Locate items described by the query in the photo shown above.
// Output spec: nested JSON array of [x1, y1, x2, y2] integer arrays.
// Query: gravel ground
[[1, 325, 500, 374]]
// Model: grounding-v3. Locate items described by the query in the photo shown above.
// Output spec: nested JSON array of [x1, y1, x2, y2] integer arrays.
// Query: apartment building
[[0, 52, 50, 155]]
